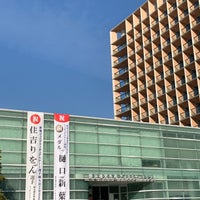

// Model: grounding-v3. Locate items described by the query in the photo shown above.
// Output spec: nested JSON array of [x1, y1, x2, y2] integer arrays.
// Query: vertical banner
[[54, 114, 70, 200], [25, 112, 44, 200]]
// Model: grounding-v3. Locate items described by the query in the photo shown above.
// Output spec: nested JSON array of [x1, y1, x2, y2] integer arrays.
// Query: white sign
[[25, 112, 44, 200], [85, 174, 155, 183], [54, 114, 70, 200]]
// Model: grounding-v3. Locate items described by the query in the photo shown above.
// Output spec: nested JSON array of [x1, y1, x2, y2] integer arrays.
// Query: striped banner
[[25, 112, 44, 200], [54, 114, 70, 200]]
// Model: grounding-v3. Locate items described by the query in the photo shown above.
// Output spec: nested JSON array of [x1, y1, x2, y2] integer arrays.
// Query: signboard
[[85, 174, 155, 183], [25, 112, 44, 200], [54, 114, 70, 200]]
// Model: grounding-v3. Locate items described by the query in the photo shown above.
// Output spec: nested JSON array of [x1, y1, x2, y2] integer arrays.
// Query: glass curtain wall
[[0, 109, 200, 199]]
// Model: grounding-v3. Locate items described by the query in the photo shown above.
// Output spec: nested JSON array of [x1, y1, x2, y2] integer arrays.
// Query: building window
[[196, 103, 200, 113], [171, 81, 175, 89], [193, 87, 198, 96], [190, 54, 194, 63], [176, 31, 180, 39], [161, 72, 164, 79], [162, 86, 165, 94], [166, 38, 170, 45], [192, 70, 196, 79], [187, 39, 192, 47], [184, 9, 188, 16], [175, 112, 179, 121], [155, 17, 158, 23], [163, 10, 167, 17], [173, 96, 177, 105], [183, 92, 187, 101], [185, 24, 190, 32], [185, 107, 189, 118], [196, 16, 200, 24], [174, 17, 178, 24], [172, 3, 177, 9], [181, 76, 185, 84], [177, 45, 182, 53], [142, 159, 161, 168], [194, 1, 199, 8], [165, 115, 169, 124], [179, 61, 184, 68], [154, 3, 157, 10]]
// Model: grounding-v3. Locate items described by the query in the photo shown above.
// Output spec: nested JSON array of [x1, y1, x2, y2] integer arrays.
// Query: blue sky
[[0, 0, 146, 118]]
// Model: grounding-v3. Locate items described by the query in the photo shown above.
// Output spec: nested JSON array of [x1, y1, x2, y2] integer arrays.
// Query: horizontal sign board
[[84, 174, 155, 183]]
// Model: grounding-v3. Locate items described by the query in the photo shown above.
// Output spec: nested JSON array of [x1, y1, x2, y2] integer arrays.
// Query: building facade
[[110, 0, 200, 127], [1, 109, 200, 199]]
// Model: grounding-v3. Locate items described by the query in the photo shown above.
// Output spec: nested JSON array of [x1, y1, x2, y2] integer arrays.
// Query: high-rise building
[[110, 0, 200, 127]]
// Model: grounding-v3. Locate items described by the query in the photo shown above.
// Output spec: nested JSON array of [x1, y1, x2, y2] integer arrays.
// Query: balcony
[[156, 73, 164, 82], [137, 57, 143, 65], [178, 95, 187, 104], [188, 89, 199, 99], [152, 32, 159, 41], [115, 79, 129, 90], [150, 107, 157, 115], [191, 17, 200, 29], [135, 32, 142, 40], [166, 84, 175, 92], [132, 101, 139, 108], [113, 43, 126, 55], [148, 93, 156, 101], [189, 1, 199, 13], [163, 54, 172, 63], [180, 111, 189, 120], [176, 79, 185, 88], [177, 0, 186, 6], [168, 3, 177, 14], [179, 9, 188, 21], [128, 38, 134, 45], [184, 56, 194, 66], [191, 106, 200, 116], [143, 26, 150, 34], [168, 99, 177, 107], [138, 70, 145, 78], [157, 89, 165, 97], [165, 68, 173, 77], [146, 65, 153, 73], [154, 60, 162, 68], [181, 24, 190, 35], [113, 55, 127, 66], [159, 104, 167, 112], [182, 40, 192, 51], [129, 62, 135, 70], [116, 104, 131, 115], [144, 39, 151, 46], [147, 79, 155, 87], [193, 34, 200, 44], [114, 67, 128, 78], [115, 92, 130, 103], [170, 115, 179, 123], [153, 46, 161, 54], [186, 72, 196, 82], [138, 84, 146, 91], [141, 111, 148, 119], [171, 32, 180, 42], [140, 97, 147, 105]]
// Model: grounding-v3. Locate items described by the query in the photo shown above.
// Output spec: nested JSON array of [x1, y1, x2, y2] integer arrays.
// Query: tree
[[0, 151, 7, 200]]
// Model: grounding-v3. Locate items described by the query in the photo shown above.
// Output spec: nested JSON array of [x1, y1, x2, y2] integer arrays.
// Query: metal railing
[[114, 67, 128, 78]]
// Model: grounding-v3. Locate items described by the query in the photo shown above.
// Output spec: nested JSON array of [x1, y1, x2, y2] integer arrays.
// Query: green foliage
[[0, 192, 7, 200]]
